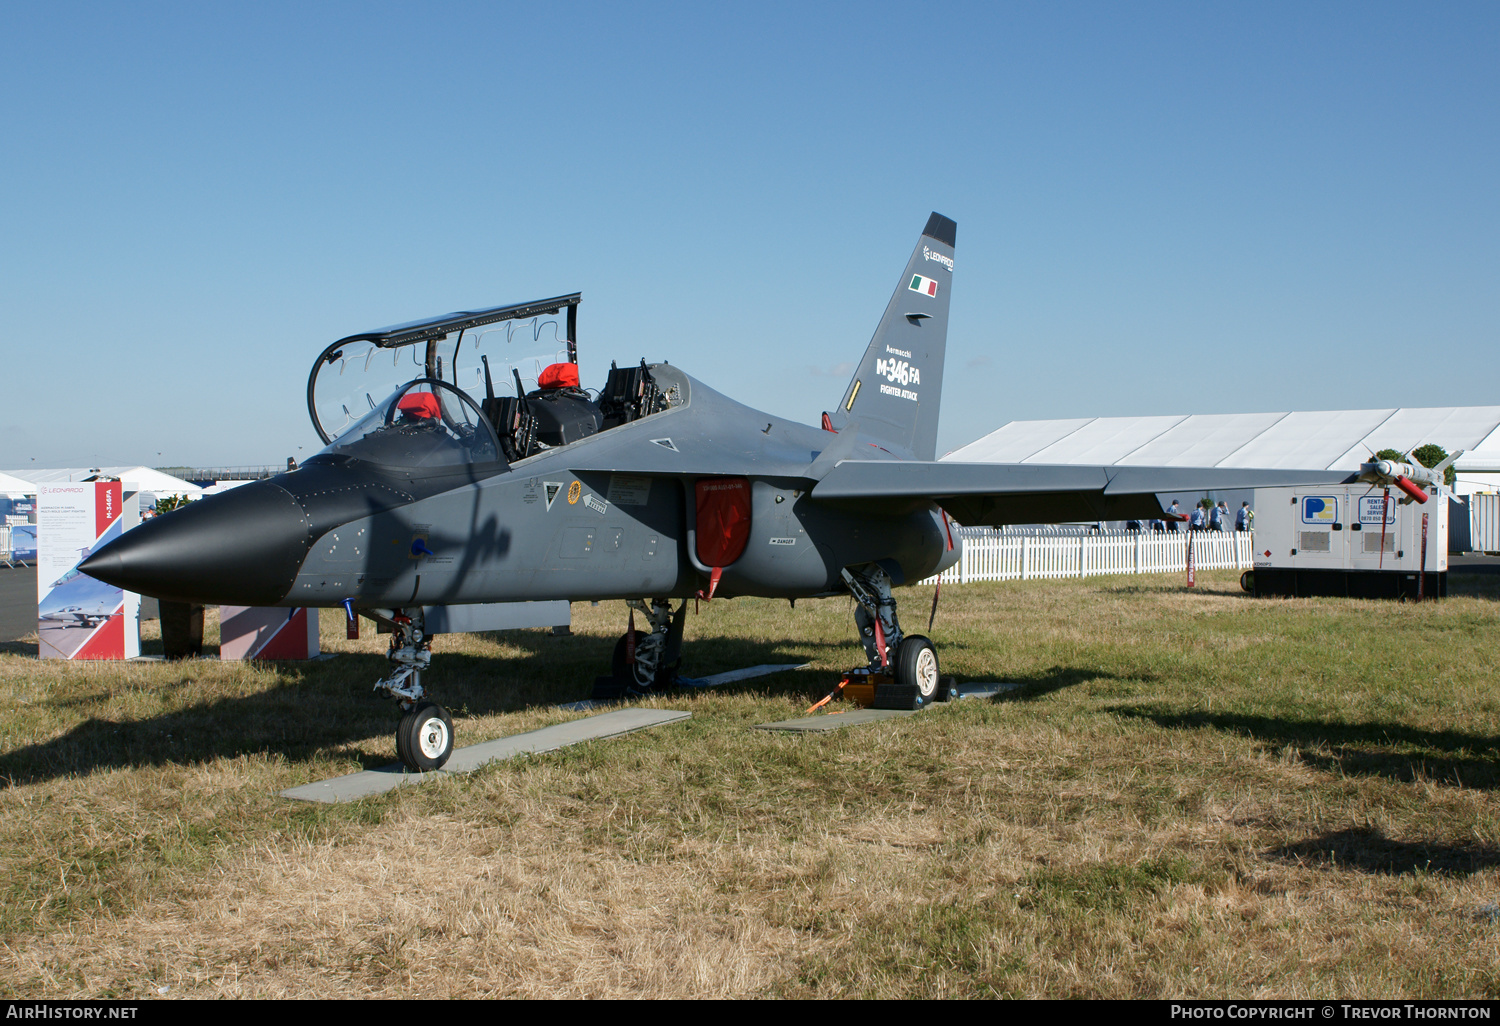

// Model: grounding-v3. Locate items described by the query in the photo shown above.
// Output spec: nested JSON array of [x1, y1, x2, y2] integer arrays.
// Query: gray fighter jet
[[81, 213, 1351, 771], [39, 604, 113, 629]]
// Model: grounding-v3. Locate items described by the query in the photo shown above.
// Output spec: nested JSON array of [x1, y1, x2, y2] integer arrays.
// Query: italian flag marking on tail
[[909, 275, 939, 297]]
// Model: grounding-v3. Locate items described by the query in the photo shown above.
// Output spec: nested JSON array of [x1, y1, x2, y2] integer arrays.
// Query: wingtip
[[923, 212, 956, 248]]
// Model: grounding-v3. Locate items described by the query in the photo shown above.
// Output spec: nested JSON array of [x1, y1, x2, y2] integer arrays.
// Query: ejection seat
[[598, 359, 664, 429], [483, 361, 603, 461], [525, 362, 603, 447]]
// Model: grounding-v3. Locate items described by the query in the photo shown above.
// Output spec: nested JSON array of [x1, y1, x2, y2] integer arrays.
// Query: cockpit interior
[[306, 294, 678, 472]]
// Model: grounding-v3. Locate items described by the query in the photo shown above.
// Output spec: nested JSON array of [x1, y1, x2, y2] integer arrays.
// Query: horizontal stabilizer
[[810, 460, 1356, 526]]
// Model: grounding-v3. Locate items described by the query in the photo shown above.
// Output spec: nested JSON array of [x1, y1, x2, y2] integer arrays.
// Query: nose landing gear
[[372, 607, 455, 771]]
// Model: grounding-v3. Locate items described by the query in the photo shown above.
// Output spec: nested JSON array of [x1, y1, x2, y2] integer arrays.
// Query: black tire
[[611, 630, 680, 691], [894, 635, 940, 703], [934, 675, 958, 703], [396, 702, 454, 772], [612, 630, 650, 686], [1240, 570, 1255, 593]]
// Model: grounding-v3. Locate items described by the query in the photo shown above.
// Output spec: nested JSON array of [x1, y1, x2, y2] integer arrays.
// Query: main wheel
[[396, 702, 454, 772], [612, 630, 680, 691], [1240, 570, 1255, 593], [894, 635, 941, 703], [611, 630, 650, 687]]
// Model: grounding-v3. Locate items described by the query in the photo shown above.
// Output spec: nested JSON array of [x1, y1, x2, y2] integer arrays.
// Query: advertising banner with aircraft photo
[[36, 482, 140, 660], [9, 523, 38, 562]]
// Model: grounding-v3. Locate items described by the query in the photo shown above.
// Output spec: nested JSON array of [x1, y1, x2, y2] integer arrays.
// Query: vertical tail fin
[[827, 212, 955, 461]]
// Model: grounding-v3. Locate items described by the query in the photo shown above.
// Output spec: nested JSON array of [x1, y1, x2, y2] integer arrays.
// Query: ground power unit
[[1250, 484, 1447, 599]]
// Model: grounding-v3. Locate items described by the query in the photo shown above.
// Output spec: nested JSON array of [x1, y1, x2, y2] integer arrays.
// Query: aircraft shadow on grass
[[0, 633, 843, 787], [1269, 825, 1500, 877], [989, 665, 1145, 702], [1112, 706, 1500, 791]]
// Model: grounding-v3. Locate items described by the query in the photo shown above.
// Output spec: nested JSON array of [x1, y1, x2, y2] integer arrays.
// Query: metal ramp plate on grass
[[558, 662, 811, 712], [677, 662, 810, 687], [953, 682, 1024, 699], [281, 708, 690, 803]]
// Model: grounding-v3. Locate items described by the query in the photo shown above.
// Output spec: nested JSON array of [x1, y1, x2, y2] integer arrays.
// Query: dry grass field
[[2, 570, 1499, 999]]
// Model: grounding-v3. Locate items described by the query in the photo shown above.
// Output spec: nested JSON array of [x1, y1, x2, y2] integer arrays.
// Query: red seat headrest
[[396, 393, 441, 419], [537, 362, 580, 390]]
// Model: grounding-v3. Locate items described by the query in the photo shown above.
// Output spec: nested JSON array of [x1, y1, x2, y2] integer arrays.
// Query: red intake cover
[[695, 477, 752, 568]]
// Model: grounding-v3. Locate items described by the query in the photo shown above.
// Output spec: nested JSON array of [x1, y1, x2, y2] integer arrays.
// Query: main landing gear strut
[[842, 563, 947, 710], [610, 597, 687, 694], [372, 607, 455, 772]]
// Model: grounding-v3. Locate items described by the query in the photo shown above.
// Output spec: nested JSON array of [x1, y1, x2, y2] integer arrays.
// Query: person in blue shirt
[[1189, 504, 1207, 531], [1235, 501, 1253, 532], [1210, 501, 1227, 531], [1166, 500, 1181, 532]]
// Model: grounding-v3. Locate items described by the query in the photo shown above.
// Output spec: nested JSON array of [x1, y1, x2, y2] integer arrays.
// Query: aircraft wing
[[809, 460, 1356, 526]]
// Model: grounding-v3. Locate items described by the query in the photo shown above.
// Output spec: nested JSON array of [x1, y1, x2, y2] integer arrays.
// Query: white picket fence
[[922, 529, 1255, 585]]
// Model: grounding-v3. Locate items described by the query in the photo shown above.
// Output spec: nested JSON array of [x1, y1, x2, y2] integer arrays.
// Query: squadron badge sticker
[[567, 481, 581, 505], [544, 482, 563, 511]]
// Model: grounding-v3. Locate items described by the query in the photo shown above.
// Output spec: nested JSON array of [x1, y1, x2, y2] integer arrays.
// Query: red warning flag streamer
[[1186, 529, 1196, 588], [1379, 487, 1391, 570], [929, 508, 953, 630], [1419, 511, 1430, 602]]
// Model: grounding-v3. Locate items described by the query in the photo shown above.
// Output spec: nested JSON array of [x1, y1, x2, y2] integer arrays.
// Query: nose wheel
[[396, 701, 454, 772], [369, 608, 456, 772]]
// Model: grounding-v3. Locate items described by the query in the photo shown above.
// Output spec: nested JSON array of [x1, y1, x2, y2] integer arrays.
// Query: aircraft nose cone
[[80, 481, 314, 605]]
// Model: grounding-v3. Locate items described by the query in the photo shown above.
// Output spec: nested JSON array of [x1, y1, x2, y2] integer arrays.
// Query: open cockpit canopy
[[308, 294, 581, 444], [307, 294, 680, 468]]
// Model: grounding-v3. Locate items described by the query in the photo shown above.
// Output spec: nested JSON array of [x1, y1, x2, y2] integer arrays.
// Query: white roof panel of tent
[[1326, 407, 1500, 471], [1112, 412, 1291, 466], [1462, 423, 1500, 472], [7, 467, 203, 495], [1214, 409, 1398, 469], [946, 407, 1500, 472], [0, 471, 36, 493], [944, 418, 1095, 462], [1023, 415, 1189, 465]]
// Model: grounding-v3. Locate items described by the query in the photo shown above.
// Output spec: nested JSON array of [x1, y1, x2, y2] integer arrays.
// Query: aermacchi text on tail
[[82, 213, 1353, 770]]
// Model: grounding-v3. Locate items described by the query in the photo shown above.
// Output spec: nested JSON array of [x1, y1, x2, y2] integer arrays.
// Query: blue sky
[[2, 2, 1496, 468]]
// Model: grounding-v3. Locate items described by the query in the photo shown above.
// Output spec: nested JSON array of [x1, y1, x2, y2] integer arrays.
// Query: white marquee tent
[[2, 466, 202, 500], [0, 471, 36, 496], [946, 406, 1500, 495]]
